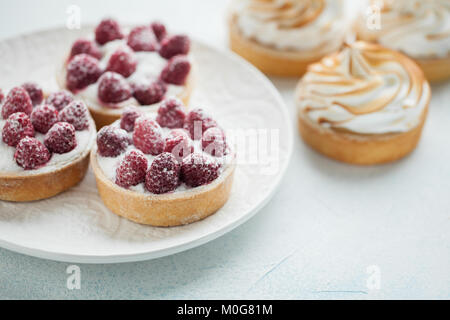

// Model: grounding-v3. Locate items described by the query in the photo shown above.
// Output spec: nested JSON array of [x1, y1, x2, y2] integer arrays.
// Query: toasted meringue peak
[[357, 0, 450, 59], [297, 42, 430, 134], [232, 0, 350, 55]]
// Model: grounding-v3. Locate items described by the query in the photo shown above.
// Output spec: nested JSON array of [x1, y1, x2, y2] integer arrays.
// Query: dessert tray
[[0, 27, 292, 263]]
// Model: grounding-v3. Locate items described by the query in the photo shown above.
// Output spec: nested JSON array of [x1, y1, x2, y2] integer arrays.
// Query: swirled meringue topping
[[358, 0, 450, 59], [297, 42, 430, 134], [232, 0, 350, 55], [63, 39, 186, 113]]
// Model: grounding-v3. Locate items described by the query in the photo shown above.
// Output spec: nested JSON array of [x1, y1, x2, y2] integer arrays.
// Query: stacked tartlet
[[356, 0, 450, 82], [0, 83, 96, 201], [90, 98, 235, 226], [296, 42, 431, 165], [58, 19, 193, 128], [229, 0, 351, 76]]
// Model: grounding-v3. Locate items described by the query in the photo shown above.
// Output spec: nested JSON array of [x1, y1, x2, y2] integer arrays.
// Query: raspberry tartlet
[[296, 42, 431, 165], [57, 19, 194, 128], [90, 98, 235, 227], [0, 84, 96, 201]]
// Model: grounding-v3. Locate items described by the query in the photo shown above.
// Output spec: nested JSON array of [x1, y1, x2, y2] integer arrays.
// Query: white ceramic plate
[[0, 27, 293, 263]]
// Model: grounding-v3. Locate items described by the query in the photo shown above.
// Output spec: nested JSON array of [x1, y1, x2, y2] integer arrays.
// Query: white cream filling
[[0, 119, 95, 174], [233, 0, 350, 54], [97, 118, 233, 195]]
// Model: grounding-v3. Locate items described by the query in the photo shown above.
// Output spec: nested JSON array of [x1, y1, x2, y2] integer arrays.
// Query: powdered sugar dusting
[[97, 117, 232, 195], [2, 112, 34, 147], [0, 29, 291, 262]]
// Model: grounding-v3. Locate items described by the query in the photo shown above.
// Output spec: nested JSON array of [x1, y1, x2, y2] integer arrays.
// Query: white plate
[[0, 27, 293, 263]]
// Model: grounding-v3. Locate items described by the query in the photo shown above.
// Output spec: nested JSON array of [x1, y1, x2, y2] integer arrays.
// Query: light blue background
[[0, 0, 449, 299]]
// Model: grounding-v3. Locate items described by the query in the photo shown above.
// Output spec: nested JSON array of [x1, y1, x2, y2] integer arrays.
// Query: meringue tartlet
[[229, 0, 351, 76], [57, 19, 193, 128], [296, 42, 431, 165], [356, 0, 450, 82]]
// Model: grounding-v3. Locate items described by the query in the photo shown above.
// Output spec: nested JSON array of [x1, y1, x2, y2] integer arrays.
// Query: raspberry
[[45, 90, 74, 111], [31, 104, 59, 134], [133, 116, 164, 155], [2, 112, 35, 147], [58, 101, 90, 131], [98, 72, 132, 104], [0, 88, 4, 104], [151, 22, 167, 42], [2, 87, 33, 119], [156, 97, 186, 128], [202, 127, 227, 157], [44, 122, 77, 154], [159, 35, 190, 59], [14, 137, 51, 170], [66, 54, 102, 92], [181, 153, 221, 187], [21, 82, 43, 106], [115, 149, 148, 188], [127, 26, 158, 52], [70, 38, 102, 60], [95, 18, 124, 45], [132, 79, 166, 105], [160, 55, 191, 85], [145, 152, 180, 194], [120, 107, 142, 132], [183, 108, 218, 140], [164, 129, 194, 162], [97, 125, 130, 157], [106, 46, 137, 78]]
